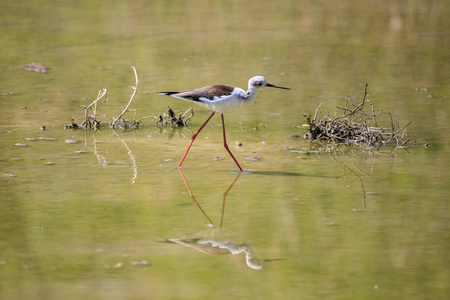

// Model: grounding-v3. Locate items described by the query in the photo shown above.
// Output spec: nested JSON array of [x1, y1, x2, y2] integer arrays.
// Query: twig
[[370, 102, 377, 127], [395, 117, 415, 135], [81, 88, 107, 129], [182, 108, 194, 124], [313, 103, 322, 122], [110, 66, 138, 128]]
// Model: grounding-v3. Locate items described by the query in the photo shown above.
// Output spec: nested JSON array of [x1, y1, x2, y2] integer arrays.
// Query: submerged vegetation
[[64, 66, 193, 130]]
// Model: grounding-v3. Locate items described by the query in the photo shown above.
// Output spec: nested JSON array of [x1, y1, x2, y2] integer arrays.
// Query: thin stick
[[110, 66, 138, 128], [370, 102, 378, 127], [182, 108, 194, 125], [81, 89, 107, 129], [395, 117, 415, 135], [313, 103, 322, 122]]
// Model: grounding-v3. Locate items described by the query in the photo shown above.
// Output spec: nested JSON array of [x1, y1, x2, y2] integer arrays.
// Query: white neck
[[245, 86, 262, 101]]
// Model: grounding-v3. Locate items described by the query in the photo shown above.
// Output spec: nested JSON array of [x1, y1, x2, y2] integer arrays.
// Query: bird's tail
[[158, 92, 178, 96]]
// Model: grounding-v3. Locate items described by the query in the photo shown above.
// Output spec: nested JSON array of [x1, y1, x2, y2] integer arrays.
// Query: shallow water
[[1, 1, 449, 299]]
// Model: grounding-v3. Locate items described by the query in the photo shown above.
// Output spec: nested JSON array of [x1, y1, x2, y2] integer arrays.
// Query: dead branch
[[78, 88, 107, 130], [110, 66, 138, 128]]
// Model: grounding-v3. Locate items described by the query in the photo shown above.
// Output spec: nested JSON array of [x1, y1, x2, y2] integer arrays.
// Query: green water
[[1, 1, 449, 299]]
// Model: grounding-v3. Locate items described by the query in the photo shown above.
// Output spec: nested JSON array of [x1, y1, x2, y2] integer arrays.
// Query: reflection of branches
[[293, 137, 412, 209], [331, 155, 367, 209], [112, 130, 138, 184], [82, 130, 138, 183], [84, 131, 108, 166], [156, 126, 193, 144], [327, 145, 411, 209]]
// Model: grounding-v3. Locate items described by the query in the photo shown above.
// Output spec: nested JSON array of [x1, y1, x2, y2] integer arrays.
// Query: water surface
[[1, 1, 449, 299]]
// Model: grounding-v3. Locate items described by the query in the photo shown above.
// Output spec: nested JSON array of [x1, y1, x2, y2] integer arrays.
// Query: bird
[[159, 76, 290, 172]]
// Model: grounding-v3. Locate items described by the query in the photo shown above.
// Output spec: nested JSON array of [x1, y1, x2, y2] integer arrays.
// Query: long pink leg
[[221, 114, 243, 172], [178, 112, 216, 168]]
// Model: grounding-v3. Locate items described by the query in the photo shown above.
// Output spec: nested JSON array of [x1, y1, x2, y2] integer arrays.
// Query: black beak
[[266, 83, 290, 90]]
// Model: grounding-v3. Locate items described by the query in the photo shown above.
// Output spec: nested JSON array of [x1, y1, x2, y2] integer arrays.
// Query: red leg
[[221, 114, 243, 172], [178, 112, 215, 168]]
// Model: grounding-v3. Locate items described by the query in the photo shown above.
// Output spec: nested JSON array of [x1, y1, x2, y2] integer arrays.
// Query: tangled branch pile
[[304, 84, 414, 148]]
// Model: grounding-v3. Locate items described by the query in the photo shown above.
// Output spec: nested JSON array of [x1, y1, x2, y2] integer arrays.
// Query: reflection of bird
[[160, 169, 285, 269], [159, 76, 290, 172], [164, 228, 264, 270]]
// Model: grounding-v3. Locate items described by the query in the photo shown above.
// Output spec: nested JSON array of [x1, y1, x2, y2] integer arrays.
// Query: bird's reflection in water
[[164, 169, 264, 270]]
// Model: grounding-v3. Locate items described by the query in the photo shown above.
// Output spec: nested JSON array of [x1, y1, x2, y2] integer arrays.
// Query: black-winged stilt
[[159, 76, 290, 172]]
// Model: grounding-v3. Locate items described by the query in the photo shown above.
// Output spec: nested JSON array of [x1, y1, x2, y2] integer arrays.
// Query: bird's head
[[248, 76, 290, 90]]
